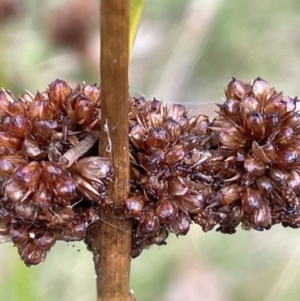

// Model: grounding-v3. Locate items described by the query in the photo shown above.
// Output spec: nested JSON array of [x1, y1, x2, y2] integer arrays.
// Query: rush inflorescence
[[1, 77, 300, 265]]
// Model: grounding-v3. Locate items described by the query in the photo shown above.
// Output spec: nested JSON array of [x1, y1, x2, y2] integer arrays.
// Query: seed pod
[[35, 231, 56, 250], [282, 95, 297, 113], [168, 177, 188, 196], [31, 120, 58, 144], [243, 112, 265, 140], [264, 91, 287, 117], [22, 135, 44, 159], [33, 182, 53, 209], [244, 156, 266, 176], [285, 112, 300, 128], [48, 79, 72, 110], [256, 176, 273, 197], [175, 190, 206, 212], [0, 131, 22, 153], [11, 223, 30, 245], [241, 187, 263, 212], [73, 157, 112, 184], [155, 197, 177, 223], [188, 114, 209, 136], [139, 212, 160, 235], [248, 204, 271, 230], [28, 98, 53, 122], [145, 128, 168, 150], [286, 170, 300, 191], [4, 179, 26, 202], [14, 200, 38, 220], [275, 147, 298, 167], [219, 126, 246, 150], [42, 161, 63, 183], [0, 156, 27, 177], [163, 118, 182, 139], [219, 98, 240, 119], [242, 96, 259, 113], [72, 173, 101, 202], [54, 176, 77, 203], [13, 162, 42, 191], [143, 175, 165, 196], [138, 149, 164, 172], [167, 104, 187, 122], [2, 115, 31, 138], [252, 141, 274, 163], [273, 126, 295, 146], [124, 194, 145, 218], [18, 243, 47, 266], [170, 212, 190, 235], [164, 145, 188, 165], [268, 167, 289, 186], [83, 84, 100, 103], [219, 184, 242, 205], [74, 98, 95, 125], [130, 124, 147, 150], [252, 77, 270, 102], [225, 77, 247, 100]]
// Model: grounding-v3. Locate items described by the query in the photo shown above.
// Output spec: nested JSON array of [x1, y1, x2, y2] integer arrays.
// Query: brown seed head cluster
[[0, 80, 112, 265], [127, 77, 300, 256], [1, 77, 300, 264]]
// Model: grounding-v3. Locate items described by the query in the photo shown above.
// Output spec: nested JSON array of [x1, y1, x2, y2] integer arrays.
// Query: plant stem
[[87, 1, 133, 301]]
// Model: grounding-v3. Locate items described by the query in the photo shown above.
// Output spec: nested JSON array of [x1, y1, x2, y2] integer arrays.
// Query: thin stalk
[[86, 1, 133, 301]]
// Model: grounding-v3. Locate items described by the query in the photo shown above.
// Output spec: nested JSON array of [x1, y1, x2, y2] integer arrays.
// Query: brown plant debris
[[1, 77, 300, 265]]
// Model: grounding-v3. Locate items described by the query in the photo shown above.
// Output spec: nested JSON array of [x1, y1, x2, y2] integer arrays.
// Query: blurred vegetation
[[1, 0, 300, 300]]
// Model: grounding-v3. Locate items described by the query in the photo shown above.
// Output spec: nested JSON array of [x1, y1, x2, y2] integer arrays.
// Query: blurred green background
[[1, 0, 300, 300]]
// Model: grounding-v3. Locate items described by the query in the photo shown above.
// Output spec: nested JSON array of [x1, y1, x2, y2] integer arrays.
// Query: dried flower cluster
[[1, 77, 300, 264], [127, 77, 300, 256], [0, 80, 112, 265]]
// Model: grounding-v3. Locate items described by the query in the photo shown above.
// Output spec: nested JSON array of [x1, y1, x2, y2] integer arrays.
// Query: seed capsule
[[275, 147, 298, 167], [167, 177, 188, 196], [243, 112, 265, 140], [252, 141, 274, 163], [155, 197, 177, 223], [73, 157, 112, 184], [139, 212, 160, 235], [83, 84, 100, 102], [54, 177, 77, 202], [14, 200, 38, 220], [170, 212, 190, 235], [145, 128, 168, 150], [226, 77, 247, 100], [13, 162, 42, 191], [4, 179, 26, 202], [0, 131, 22, 153], [0, 156, 27, 177], [219, 184, 242, 205], [252, 77, 270, 102], [219, 126, 246, 150], [35, 231, 56, 250], [33, 182, 53, 209], [244, 156, 266, 176], [164, 145, 188, 165], [48, 79, 72, 110], [124, 194, 145, 218]]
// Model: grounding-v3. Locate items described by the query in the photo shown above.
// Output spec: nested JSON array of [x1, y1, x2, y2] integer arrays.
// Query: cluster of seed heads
[[0, 80, 112, 265], [1, 77, 300, 265]]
